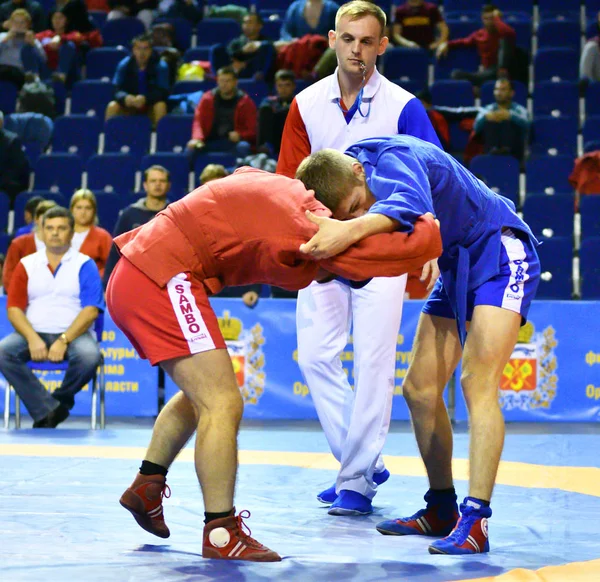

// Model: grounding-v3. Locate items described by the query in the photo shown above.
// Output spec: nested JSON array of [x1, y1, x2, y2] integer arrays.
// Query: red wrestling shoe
[[119, 473, 171, 538], [202, 510, 282, 562]]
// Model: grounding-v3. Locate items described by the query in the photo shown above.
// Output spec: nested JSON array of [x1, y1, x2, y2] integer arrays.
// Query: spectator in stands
[[0, 109, 29, 200], [107, 0, 156, 31], [199, 163, 228, 184], [473, 77, 529, 162], [35, 10, 82, 84], [3, 199, 57, 291], [257, 69, 295, 157], [69, 189, 112, 278], [0, 0, 45, 33], [105, 32, 169, 127], [227, 13, 275, 81], [103, 165, 170, 287], [14, 193, 44, 237], [416, 89, 450, 150], [0, 206, 104, 428], [392, 0, 448, 51], [4, 111, 53, 150], [58, 0, 100, 43], [0, 8, 47, 88], [187, 66, 256, 156], [581, 20, 600, 84], [280, 0, 338, 41], [436, 4, 515, 87]]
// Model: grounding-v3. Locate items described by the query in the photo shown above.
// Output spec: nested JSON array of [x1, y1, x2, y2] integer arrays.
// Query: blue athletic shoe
[[328, 490, 373, 516], [428, 501, 492, 555], [317, 469, 390, 504]]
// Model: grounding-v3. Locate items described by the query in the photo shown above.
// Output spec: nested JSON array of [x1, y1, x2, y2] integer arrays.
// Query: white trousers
[[296, 275, 407, 500]]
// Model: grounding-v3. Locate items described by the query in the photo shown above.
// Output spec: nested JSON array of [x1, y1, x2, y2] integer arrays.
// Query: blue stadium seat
[[141, 153, 191, 199], [585, 19, 598, 39], [86, 47, 129, 81], [172, 80, 216, 94], [183, 46, 213, 63], [584, 139, 600, 153], [13, 191, 67, 230], [382, 48, 429, 83], [102, 18, 146, 47], [494, 0, 533, 12], [71, 80, 115, 117], [51, 78, 67, 117], [210, 44, 230, 73], [580, 237, 600, 298], [533, 81, 579, 118], [583, 116, 600, 148], [153, 17, 193, 51], [586, 0, 600, 14], [531, 116, 578, 156], [535, 237, 573, 299], [434, 48, 481, 81], [94, 192, 126, 233], [0, 233, 11, 255], [104, 115, 152, 162], [156, 115, 194, 153], [430, 80, 474, 107], [262, 19, 282, 40], [237, 80, 270, 106], [522, 193, 575, 239], [534, 48, 579, 82], [196, 19, 241, 46], [585, 82, 600, 117], [52, 115, 102, 161], [87, 154, 137, 193], [537, 20, 582, 51], [194, 152, 237, 179], [392, 80, 424, 96], [469, 155, 520, 205], [443, 0, 484, 11], [538, 0, 581, 21], [0, 191, 9, 232], [207, 0, 251, 7], [88, 9, 107, 29], [580, 196, 600, 239], [505, 17, 533, 50], [448, 123, 470, 153], [22, 142, 43, 166], [526, 156, 574, 195], [34, 154, 83, 193], [0, 80, 18, 114], [480, 79, 527, 106], [446, 20, 480, 40]]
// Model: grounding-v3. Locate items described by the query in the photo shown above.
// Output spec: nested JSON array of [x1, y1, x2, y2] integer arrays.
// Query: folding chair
[[4, 316, 106, 429]]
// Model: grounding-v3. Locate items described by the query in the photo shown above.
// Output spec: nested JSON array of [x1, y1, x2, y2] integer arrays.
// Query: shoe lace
[[396, 507, 428, 523], [162, 484, 172, 500], [445, 508, 475, 543], [235, 510, 264, 549]]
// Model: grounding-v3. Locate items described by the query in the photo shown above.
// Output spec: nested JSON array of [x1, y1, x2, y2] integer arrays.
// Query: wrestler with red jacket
[[108, 167, 442, 563]]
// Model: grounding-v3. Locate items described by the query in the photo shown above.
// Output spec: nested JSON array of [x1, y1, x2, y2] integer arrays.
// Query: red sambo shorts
[[107, 257, 226, 365]]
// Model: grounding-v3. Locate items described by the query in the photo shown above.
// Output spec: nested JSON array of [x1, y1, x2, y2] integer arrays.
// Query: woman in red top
[[69, 189, 112, 278], [36, 9, 102, 83]]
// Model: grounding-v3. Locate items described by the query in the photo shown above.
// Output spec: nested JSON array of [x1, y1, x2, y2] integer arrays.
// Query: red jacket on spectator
[[276, 34, 328, 78], [448, 17, 515, 68], [3, 227, 112, 292], [36, 29, 103, 69], [569, 151, 600, 195], [192, 89, 257, 145]]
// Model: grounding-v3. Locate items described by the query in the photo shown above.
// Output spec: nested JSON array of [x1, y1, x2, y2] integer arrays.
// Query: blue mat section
[[1, 422, 599, 581]]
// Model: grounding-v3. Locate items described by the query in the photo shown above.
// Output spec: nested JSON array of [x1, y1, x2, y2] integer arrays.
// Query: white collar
[[326, 66, 383, 102]]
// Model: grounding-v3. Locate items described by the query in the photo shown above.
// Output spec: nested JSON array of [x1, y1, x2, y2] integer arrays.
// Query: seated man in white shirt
[[0, 206, 105, 428]]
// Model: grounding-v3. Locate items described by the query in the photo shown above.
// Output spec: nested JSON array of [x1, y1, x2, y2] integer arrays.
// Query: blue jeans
[[0, 331, 101, 421]]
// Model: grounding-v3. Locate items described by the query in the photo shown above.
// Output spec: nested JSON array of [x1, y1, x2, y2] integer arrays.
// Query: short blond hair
[[335, 1, 387, 37], [295, 149, 360, 212], [200, 164, 229, 185], [70, 189, 98, 224], [35, 199, 57, 220], [10, 8, 32, 24]]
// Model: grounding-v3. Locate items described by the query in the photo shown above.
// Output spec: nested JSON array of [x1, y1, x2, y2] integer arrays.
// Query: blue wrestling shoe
[[328, 490, 373, 516], [376, 489, 458, 536], [428, 499, 492, 555], [317, 469, 390, 504]]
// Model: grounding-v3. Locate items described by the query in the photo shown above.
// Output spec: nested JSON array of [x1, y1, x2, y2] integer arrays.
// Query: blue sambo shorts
[[423, 228, 541, 324]]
